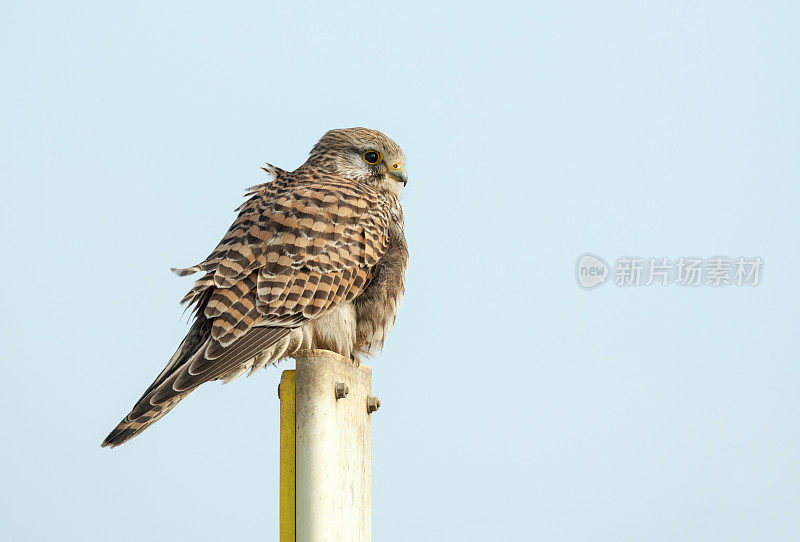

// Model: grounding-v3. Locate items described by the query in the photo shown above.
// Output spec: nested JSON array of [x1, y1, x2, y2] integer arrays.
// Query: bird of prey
[[102, 128, 409, 448]]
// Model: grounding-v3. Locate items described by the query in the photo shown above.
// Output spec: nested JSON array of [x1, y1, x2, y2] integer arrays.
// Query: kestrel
[[102, 128, 409, 447]]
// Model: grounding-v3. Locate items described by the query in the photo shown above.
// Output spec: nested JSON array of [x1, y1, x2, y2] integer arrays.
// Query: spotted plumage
[[103, 128, 409, 447]]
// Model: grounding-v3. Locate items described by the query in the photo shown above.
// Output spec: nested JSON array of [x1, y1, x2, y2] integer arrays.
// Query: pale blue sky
[[1, 1, 799, 541]]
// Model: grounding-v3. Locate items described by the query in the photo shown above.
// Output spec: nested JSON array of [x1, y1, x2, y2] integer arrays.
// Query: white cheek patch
[[375, 178, 403, 199], [333, 154, 376, 183]]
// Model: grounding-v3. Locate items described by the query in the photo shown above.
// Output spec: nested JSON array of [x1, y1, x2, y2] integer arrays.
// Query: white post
[[293, 349, 375, 542]]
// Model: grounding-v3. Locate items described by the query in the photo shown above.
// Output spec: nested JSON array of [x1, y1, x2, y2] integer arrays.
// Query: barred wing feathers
[[102, 166, 393, 447]]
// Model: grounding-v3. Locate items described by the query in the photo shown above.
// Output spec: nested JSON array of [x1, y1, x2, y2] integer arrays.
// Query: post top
[[291, 349, 371, 375]]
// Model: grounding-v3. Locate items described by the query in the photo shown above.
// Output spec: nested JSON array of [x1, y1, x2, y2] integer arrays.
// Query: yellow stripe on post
[[279, 370, 296, 542]]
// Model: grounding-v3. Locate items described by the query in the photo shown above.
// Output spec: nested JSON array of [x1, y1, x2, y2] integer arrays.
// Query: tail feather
[[101, 321, 298, 448], [101, 397, 184, 448], [101, 321, 210, 448]]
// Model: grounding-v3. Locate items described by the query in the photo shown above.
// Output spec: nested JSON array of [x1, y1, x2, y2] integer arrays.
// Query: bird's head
[[306, 127, 407, 197]]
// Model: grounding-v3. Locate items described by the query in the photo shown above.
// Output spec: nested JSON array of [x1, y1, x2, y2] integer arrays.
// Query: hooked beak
[[388, 163, 408, 186]]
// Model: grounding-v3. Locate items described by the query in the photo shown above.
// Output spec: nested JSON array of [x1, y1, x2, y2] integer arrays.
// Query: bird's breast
[[353, 222, 409, 355]]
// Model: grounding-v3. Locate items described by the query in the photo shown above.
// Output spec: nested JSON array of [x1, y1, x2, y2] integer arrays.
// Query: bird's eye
[[363, 150, 382, 165]]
